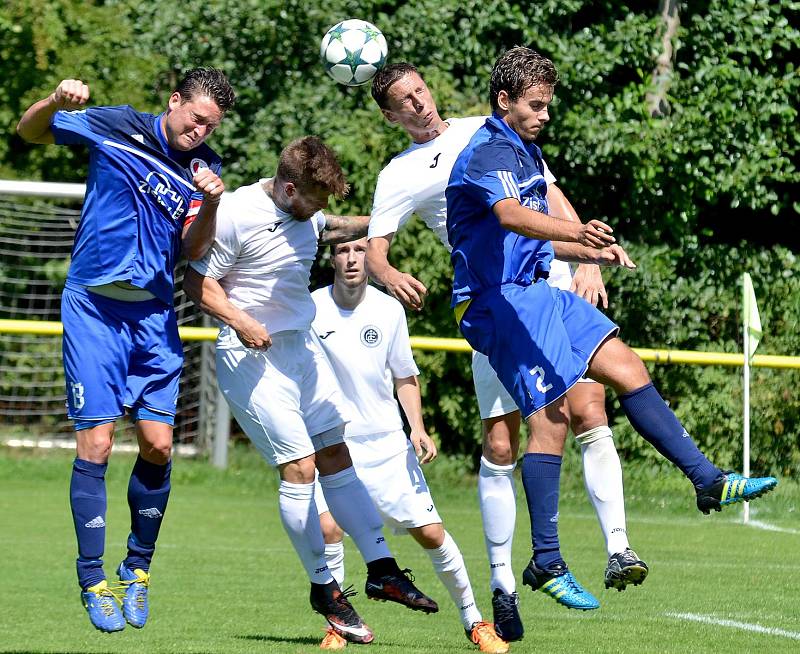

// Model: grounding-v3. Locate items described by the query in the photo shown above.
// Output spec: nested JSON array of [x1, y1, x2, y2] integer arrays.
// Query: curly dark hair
[[175, 67, 236, 112], [489, 47, 558, 112]]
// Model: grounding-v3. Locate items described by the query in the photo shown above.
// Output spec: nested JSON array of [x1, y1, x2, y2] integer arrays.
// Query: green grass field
[[1, 447, 798, 654]]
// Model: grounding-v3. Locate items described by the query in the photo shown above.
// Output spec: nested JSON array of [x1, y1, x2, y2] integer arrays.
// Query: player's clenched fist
[[193, 168, 224, 203], [51, 80, 90, 111]]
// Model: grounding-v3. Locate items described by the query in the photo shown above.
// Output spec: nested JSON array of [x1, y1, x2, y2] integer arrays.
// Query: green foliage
[[604, 242, 800, 477], [1, 1, 798, 470]]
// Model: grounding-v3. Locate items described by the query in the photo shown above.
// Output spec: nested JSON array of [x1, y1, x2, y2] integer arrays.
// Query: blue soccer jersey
[[51, 105, 222, 305], [446, 114, 554, 306]]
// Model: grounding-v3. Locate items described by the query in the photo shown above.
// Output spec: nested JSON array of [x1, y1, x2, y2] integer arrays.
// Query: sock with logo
[[620, 383, 722, 489], [318, 466, 391, 563], [279, 480, 334, 584], [123, 456, 171, 572], [478, 456, 517, 594], [324, 541, 346, 587], [576, 427, 629, 556], [521, 453, 563, 571], [425, 531, 482, 630], [70, 458, 108, 589]]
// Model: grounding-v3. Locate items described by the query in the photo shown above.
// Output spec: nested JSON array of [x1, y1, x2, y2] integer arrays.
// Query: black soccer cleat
[[604, 548, 649, 591], [365, 568, 438, 613], [491, 588, 524, 642], [310, 581, 374, 644]]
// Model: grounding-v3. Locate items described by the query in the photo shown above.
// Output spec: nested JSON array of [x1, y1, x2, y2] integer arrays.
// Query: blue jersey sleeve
[[463, 140, 521, 209], [50, 109, 96, 146]]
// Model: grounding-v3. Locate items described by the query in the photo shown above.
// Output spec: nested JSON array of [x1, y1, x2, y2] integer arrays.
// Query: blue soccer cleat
[[81, 580, 125, 632], [696, 472, 778, 515], [521, 558, 599, 610], [116, 563, 150, 628]]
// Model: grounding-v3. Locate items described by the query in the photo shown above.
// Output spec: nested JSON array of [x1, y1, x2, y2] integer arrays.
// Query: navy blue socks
[[521, 453, 564, 570], [70, 458, 108, 589], [124, 456, 171, 571], [620, 383, 721, 489]]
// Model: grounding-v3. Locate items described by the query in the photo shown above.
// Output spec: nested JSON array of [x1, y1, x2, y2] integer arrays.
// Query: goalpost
[[0, 180, 226, 460]]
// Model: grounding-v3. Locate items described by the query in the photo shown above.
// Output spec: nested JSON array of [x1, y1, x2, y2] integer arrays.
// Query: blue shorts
[[61, 283, 183, 428], [459, 281, 618, 418]]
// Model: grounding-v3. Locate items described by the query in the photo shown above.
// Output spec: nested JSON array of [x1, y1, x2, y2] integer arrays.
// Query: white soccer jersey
[[311, 285, 419, 444], [190, 179, 326, 342], [368, 116, 556, 250]]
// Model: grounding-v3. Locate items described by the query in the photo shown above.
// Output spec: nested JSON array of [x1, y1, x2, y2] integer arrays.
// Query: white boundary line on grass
[[746, 519, 800, 535], [666, 612, 800, 641]]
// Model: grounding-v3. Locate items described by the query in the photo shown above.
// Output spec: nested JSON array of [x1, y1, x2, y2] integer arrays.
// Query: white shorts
[[216, 330, 347, 466], [471, 259, 594, 420], [315, 431, 442, 534]]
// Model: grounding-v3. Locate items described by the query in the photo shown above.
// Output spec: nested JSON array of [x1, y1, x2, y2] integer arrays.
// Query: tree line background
[[2, 0, 798, 475]]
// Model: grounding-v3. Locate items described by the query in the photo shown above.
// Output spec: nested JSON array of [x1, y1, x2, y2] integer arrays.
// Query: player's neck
[[332, 282, 366, 310], [262, 178, 291, 214], [410, 119, 449, 144]]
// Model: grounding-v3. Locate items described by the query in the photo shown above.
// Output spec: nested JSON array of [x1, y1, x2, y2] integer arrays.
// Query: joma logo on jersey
[[360, 325, 382, 347], [138, 171, 185, 221], [528, 366, 553, 394]]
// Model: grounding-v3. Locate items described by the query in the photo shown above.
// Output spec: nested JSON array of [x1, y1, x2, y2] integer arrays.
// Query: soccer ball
[[320, 19, 388, 87]]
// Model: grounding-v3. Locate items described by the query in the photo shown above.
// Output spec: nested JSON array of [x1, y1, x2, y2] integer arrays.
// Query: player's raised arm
[[318, 214, 370, 245], [183, 267, 271, 349], [17, 79, 90, 144], [366, 234, 428, 312], [182, 168, 225, 260]]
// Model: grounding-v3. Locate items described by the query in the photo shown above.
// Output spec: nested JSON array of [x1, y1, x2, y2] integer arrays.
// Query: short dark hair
[[175, 67, 236, 113], [371, 62, 421, 109], [489, 47, 559, 112], [277, 136, 349, 199]]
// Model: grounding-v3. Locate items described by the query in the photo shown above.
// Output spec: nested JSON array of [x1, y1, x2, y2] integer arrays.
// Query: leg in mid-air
[[587, 336, 778, 512], [519, 397, 600, 611], [115, 418, 174, 629], [566, 381, 648, 591], [71, 422, 126, 633]]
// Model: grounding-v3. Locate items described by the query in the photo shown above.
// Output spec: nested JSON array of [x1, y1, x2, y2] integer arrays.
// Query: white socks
[[478, 456, 517, 594], [278, 480, 333, 584], [425, 531, 482, 630], [318, 466, 391, 563], [324, 541, 345, 587], [577, 426, 630, 556]]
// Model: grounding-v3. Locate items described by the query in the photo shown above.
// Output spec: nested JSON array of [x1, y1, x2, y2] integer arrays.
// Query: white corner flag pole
[[742, 276, 751, 524], [741, 272, 762, 525]]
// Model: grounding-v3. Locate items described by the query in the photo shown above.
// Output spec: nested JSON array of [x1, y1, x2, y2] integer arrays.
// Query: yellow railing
[[2, 318, 799, 369]]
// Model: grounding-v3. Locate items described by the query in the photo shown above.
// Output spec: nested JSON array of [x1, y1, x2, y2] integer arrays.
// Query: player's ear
[[497, 90, 510, 112], [284, 182, 297, 198], [381, 108, 398, 124], [167, 91, 183, 112]]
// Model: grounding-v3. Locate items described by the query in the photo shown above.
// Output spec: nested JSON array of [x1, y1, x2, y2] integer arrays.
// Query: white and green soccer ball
[[320, 19, 388, 87]]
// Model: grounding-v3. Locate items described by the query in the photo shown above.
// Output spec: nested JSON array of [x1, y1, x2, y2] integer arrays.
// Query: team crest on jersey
[[360, 325, 382, 347], [190, 158, 209, 175]]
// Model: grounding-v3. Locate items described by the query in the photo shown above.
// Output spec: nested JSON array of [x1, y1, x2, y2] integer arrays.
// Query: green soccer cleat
[[696, 472, 778, 515]]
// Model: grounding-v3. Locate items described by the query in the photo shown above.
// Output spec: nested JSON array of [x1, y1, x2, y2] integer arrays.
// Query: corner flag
[[742, 273, 762, 361]]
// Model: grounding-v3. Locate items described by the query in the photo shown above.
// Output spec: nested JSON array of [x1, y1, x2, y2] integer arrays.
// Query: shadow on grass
[[238, 634, 322, 646]]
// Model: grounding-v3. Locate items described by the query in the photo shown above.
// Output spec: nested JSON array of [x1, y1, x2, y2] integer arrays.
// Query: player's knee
[[280, 456, 317, 484], [319, 511, 344, 544], [570, 400, 608, 435], [411, 522, 444, 549], [483, 424, 518, 465], [76, 425, 114, 463], [138, 439, 172, 465], [315, 442, 352, 475]]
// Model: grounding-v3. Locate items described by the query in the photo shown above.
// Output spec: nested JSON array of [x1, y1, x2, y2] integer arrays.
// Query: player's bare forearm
[[182, 202, 219, 261], [494, 198, 615, 249], [183, 267, 271, 348], [319, 214, 370, 245], [17, 79, 90, 144], [366, 234, 427, 311], [394, 376, 426, 434]]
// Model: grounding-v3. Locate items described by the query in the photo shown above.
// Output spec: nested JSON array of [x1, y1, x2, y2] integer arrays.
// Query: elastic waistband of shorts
[[64, 280, 159, 303]]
